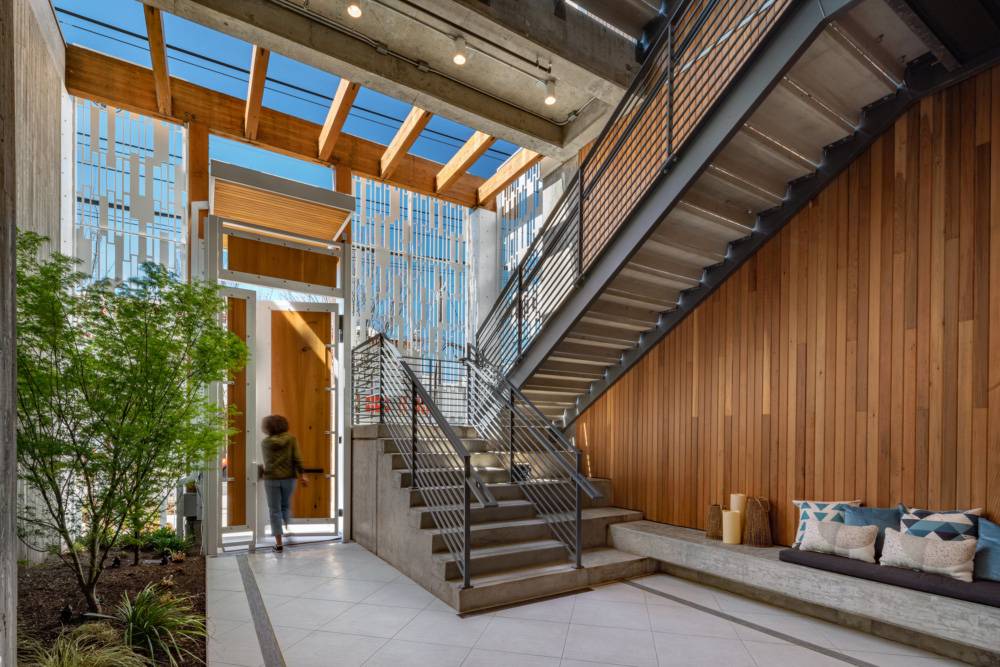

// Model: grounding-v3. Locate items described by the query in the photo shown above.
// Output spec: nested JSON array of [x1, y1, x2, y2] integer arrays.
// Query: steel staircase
[[351, 335, 652, 611], [476, 0, 1000, 425]]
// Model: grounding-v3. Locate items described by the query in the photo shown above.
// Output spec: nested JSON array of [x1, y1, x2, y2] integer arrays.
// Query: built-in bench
[[610, 520, 1000, 666]]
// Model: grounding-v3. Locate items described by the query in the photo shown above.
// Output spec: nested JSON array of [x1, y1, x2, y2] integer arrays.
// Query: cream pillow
[[880, 528, 977, 582], [799, 520, 877, 563], [791, 499, 862, 546]]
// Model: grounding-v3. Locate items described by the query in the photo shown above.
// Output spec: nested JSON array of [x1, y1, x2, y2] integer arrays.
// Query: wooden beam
[[143, 5, 171, 116], [64, 46, 489, 209], [334, 166, 353, 244], [318, 79, 360, 162], [380, 106, 433, 181], [435, 131, 497, 194], [477, 148, 543, 206], [244, 45, 269, 141]]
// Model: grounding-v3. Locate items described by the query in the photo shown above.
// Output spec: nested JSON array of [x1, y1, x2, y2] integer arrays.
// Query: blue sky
[[55, 0, 519, 186]]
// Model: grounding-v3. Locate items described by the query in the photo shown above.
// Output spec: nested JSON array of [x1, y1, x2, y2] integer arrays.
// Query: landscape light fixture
[[544, 80, 557, 105], [453, 36, 467, 65], [347, 1, 362, 18]]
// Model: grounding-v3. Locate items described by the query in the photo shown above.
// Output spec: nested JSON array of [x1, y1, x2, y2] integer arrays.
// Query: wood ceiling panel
[[214, 180, 349, 240]]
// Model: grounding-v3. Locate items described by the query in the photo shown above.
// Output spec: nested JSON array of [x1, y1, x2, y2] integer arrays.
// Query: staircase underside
[[508, 0, 1000, 426]]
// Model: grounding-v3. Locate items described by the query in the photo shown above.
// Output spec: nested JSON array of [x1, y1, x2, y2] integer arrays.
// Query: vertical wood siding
[[577, 67, 1000, 547]]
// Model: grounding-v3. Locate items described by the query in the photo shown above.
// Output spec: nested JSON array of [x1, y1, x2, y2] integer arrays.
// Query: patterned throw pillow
[[899, 504, 981, 541], [880, 528, 977, 582], [799, 520, 877, 563], [792, 500, 862, 547]]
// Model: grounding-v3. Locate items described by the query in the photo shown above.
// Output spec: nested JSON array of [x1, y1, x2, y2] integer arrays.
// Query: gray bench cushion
[[779, 546, 1000, 608]]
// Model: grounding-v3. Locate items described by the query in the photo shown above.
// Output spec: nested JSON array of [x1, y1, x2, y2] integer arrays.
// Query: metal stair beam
[[507, 0, 861, 389], [564, 46, 1000, 425]]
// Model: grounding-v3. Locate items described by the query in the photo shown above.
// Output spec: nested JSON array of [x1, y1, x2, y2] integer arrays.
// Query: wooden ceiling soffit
[[64, 46, 490, 210]]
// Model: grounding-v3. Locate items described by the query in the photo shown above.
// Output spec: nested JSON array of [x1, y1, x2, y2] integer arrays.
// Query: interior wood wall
[[577, 67, 1000, 547]]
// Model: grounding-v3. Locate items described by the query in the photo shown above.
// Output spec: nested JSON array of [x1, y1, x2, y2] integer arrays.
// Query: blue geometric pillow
[[974, 519, 1000, 582], [792, 500, 861, 547], [844, 505, 902, 558], [898, 504, 981, 541]]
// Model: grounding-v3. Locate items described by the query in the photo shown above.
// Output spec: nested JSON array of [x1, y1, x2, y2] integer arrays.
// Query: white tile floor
[[206, 542, 965, 667]]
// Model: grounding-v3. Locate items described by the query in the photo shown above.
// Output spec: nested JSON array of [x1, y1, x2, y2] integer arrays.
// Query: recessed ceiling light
[[453, 37, 467, 65], [347, 1, 362, 18], [544, 80, 556, 106]]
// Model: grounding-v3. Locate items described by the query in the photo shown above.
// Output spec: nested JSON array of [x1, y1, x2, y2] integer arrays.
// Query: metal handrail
[[352, 334, 497, 588], [476, 0, 795, 377], [464, 344, 602, 568]]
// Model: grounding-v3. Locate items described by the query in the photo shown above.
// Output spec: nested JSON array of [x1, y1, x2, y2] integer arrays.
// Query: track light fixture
[[544, 80, 556, 105], [347, 1, 362, 18], [453, 36, 467, 65]]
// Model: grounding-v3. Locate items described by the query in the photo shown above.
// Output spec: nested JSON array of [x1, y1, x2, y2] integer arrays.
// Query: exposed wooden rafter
[[435, 131, 497, 194], [143, 5, 171, 116], [64, 46, 490, 209], [318, 78, 360, 162], [380, 106, 433, 181], [244, 45, 270, 140], [476, 148, 542, 206]]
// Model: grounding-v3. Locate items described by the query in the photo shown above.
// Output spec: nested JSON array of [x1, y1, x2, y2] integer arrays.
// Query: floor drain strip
[[625, 580, 875, 667], [236, 555, 285, 667]]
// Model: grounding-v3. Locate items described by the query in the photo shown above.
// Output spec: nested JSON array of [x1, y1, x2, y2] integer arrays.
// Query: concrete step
[[353, 423, 479, 440], [389, 451, 501, 471], [433, 538, 569, 580], [407, 478, 612, 509], [394, 466, 510, 489], [454, 547, 656, 612], [409, 499, 538, 530], [428, 507, 644, 552], [382, 438, 491, 454]]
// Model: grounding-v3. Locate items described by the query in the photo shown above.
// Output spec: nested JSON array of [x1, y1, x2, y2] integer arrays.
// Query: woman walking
[[260, 415, 308, 551]]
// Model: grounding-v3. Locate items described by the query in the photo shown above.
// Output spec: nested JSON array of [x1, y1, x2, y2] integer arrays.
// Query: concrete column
[[467, 207, 500, 342], [0, 0, 16, 661]]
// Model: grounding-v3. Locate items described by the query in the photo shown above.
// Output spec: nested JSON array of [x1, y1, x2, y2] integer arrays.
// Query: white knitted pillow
[[799, 520, 877, 564], [880, 528, 977, 582]]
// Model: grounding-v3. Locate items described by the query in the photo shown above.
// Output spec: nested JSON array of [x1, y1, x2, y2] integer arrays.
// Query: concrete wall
[[1, 0, 18, 660], [12, 0, 67, 568], [468, 207, 500, 334]]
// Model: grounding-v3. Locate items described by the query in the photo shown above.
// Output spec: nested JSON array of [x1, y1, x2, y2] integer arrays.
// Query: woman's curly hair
[[262, 414, 289, 436]]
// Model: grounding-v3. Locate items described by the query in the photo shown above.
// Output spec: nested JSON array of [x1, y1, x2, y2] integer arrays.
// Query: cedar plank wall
[[576, 67, 1000, 547]]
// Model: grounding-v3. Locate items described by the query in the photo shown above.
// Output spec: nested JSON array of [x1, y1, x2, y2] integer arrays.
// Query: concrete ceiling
[[141, 0, 646, 161]]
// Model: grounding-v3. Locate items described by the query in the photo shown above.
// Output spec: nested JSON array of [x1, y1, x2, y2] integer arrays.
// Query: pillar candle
[[722, 510, 742, 545], [730, 493, 748, 527]]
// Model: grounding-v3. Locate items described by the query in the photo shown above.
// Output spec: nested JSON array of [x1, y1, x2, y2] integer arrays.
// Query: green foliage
[[110, 585, 207, 667], [18, 623, 151, 667], [15, 231, 248, 612], [146, 526, 192, 554]]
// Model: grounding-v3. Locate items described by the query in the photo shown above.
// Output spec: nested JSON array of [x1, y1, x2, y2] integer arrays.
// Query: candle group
[[730, 493, 747, 528], [722, 510, 742, 544]]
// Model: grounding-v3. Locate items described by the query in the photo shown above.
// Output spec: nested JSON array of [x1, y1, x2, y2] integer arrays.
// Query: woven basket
[[706, 504, 723, 540], [742, 497, 772, 547]]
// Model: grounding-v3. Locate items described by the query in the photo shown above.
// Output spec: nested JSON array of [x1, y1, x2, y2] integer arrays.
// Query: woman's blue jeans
[[263, 477, 296, 537]]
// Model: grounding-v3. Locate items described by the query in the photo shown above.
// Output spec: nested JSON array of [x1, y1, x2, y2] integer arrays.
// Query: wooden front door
[[269, 308, 335, 520]]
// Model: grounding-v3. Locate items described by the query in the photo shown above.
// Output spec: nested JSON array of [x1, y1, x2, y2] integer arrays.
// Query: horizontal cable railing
[[476, 0, 795, 376], [464, 344, 602, 567], [351, 335, 496, 588]]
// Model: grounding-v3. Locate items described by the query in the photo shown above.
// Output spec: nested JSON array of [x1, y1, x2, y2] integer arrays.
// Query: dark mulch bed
[[18, 550, 207, 665]]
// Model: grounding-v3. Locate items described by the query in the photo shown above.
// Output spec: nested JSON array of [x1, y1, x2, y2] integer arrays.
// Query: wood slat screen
[[578, 68, 1000, 546]]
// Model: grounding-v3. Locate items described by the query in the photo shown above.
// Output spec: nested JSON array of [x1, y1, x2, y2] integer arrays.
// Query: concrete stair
[[351, 424, 654, 612]]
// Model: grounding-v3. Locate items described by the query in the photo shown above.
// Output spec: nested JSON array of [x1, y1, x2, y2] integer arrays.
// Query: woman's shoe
[[273, 544, 283, 552]]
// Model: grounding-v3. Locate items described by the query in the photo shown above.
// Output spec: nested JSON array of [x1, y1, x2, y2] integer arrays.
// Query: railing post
[[508, 388, 515, 481], [516, 270, 523, 358], [377, 337, 384, 425], [411, 379, 418, 490], [666, 20, 674, 158], [574, 449, 583, 569], [578, 170, 585, 276], [462, 457, 473, 589]]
